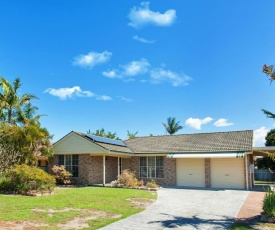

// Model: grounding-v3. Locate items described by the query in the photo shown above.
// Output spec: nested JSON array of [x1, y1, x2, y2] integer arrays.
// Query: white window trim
[[139, 156, 164, 179], [59, 155, 78, 178]]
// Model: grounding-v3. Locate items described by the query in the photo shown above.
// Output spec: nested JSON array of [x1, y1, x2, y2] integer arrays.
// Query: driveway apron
[[100, 187, 249, 230]]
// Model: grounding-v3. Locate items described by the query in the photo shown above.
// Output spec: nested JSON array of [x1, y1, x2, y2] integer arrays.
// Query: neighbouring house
[[49, 130, 259, 190]]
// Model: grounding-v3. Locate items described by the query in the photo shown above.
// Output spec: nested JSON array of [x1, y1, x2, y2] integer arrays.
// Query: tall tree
[[262, 65, 275, 118], [0, 121, 53, 171], [263, 64, 275, 82], [162, 117, 183, 135], [127, 130, 138, 139], [0, 77, 37, 124], [0, 77, 52, 172], [15, 103, 44, 125], [265, 129, 275, 146], [254, 129, 275, 170], [87, 128, 120, 139]]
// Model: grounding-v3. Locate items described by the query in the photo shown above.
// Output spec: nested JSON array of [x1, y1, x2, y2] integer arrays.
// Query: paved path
[[237, 191, 265, 221], [100, 187, 249, 230]]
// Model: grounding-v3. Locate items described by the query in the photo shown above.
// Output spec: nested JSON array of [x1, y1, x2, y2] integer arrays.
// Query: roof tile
[[124, 130, 253, 153]]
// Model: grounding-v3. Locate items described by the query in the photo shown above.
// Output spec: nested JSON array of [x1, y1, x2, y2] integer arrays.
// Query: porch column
[[103, 155, 106, 186], [118, 157, 120, 177]]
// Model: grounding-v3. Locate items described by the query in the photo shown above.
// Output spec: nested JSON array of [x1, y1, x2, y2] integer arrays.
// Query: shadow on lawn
[[148, 213, 235, 229]]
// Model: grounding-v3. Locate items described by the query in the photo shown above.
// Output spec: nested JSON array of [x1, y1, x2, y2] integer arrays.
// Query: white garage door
[[176, 158, 205, 187], [211, 158, 245, 189]]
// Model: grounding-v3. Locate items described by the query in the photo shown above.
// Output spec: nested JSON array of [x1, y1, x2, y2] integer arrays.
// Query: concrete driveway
[[100, 187, 249, 230]]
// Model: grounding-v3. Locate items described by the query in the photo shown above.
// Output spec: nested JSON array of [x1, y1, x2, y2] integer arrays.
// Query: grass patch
[[0, 187, 157, 229], [255, 180, 275, 185], [230, 222, 251, 230], [231, 222, 275, 230]]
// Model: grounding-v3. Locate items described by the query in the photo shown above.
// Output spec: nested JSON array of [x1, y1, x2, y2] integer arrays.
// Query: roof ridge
[[125, 130, 253, 141]]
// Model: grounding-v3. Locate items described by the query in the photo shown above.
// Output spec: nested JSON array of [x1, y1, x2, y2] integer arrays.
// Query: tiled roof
[[76, 132, 134, 154], [124, 130, 253, 154]]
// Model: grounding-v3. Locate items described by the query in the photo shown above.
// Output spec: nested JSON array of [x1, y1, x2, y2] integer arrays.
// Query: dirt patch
[[126, 198, 155, 209], [0, 208, 121, 230], [56, 209, 121, 230], [0, 221, 47, 230]]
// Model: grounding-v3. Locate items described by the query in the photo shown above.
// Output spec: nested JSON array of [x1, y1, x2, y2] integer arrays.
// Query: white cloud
[[102, 59, 191, 87], [254, 127, 268, 147], [150, 68, 191, 87], [102, 59, 150, 80], [133, 35, 155, 44], [96, 95, 113, 101], [102, 70, 121, 79], [73, 50, 112, 68], [185, 117, 213, 130], [122, 59, 150, 76], [44, 86, 112, 101], [214, 118, 234, 127], [118, 96, 133, 102], [128, 2, 176, 29]]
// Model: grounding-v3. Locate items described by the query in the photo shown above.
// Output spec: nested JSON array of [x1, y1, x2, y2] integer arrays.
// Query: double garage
[[176, 157, 247, 189]]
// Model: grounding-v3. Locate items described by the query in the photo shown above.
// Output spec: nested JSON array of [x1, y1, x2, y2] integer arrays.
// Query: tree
[[0, 77, 37, 124], [261, 65, 275, 160], [254, 129, 275, 170], [87, 128, 120, 139], [263, 64, 275, 82], [0, 77, 52, 172], [127, 130, 138, 139], [265, 129, 275, 146], [162, 117, 183, 135], [0, 120, 53, 172]]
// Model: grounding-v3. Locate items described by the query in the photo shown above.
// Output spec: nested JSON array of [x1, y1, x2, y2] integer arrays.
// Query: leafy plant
[[263, 188, 275, 218], [52, 165, 72, 185], [87, 128, 120, 139], [162, 117, 184, 135], [127, 130, 138, 139], [112, 169, 139, 188], [0, 164, 55, 194], [146, 179, 158, 188]]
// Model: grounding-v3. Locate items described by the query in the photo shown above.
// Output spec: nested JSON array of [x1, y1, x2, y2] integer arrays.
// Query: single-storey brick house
[[49, 130, 256, 190]]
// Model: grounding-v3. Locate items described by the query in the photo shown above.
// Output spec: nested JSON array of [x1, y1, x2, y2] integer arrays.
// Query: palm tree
[[15, 103, 44, 125], [0, 77, 37, 124], [262, 109, 275, 120], [162, 117, 183, 135], [127, 130, 138, 139]]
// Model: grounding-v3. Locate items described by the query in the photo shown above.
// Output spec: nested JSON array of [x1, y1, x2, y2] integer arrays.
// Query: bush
[[263, 187, 275, 218], [51, 165, 72, 185], [112, 169, 139, 188], [146, 179, 158, 188], [0, 164, 55, 194]]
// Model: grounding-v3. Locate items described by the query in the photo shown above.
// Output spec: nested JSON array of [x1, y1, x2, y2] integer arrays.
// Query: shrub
[[0, 164, 55, 194], [113, 169, 139, 188], [146, 179, 158, 188], [263, 187, 275, 218], [51, 165, 72, 185]]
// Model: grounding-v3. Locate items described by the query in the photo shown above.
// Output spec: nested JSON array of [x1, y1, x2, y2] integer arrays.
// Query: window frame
[[58, 154, 79, 178], [139, 156, 164, 178]]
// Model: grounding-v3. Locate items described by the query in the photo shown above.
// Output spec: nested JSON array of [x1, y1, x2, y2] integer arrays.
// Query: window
[[58, 155, 79, 177], [139, 156, 164, 178]]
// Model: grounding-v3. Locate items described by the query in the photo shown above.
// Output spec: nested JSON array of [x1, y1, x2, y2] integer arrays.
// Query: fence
[[254, 169, 275, 181]]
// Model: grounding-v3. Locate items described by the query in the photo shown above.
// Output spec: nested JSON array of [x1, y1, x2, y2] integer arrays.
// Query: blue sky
[[1, 0, 275, 146]]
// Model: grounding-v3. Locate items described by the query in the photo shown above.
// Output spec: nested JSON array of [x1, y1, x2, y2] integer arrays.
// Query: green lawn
[[0, 187, 157, 229], [254, 180, 275, 185], [231, 222, 275, 230]]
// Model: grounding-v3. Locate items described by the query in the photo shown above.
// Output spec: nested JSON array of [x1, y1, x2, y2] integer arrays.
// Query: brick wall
[[48, 154, 118, 185], [127, 156, 176, 186], [244, 154, 253, 190], [205, 158, 211, 187], [105, 156, 118, 183]]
